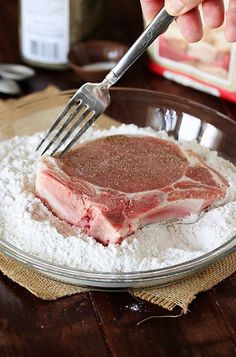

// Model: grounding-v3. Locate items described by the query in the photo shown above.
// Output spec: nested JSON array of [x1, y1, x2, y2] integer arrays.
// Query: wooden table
[[0, 1, 235, 356]]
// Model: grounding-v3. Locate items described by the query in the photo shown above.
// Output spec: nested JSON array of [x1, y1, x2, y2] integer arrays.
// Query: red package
[[148, 20, 236, 102]]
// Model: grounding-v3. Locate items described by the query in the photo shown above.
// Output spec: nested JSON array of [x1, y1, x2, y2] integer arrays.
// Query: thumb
[[165, 0, 203, 16]]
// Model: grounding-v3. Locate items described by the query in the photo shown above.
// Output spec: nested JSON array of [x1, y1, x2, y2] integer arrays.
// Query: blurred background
[[0, 0, 235, 110], [0, 0, 145, 94]]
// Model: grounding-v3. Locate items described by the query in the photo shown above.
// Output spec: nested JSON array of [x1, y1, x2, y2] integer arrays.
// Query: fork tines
[[36, 96, 96, 157], [59, 111, 99, 157]]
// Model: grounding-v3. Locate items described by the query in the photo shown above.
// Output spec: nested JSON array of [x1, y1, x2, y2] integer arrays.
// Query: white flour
[[0, 124, 236, 272]]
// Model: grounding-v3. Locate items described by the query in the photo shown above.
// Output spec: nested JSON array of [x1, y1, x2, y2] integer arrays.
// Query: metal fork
[[37, 9, 175, 157]]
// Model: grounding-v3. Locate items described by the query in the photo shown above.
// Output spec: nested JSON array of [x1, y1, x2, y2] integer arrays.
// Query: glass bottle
[[19, 0, 103, 69]]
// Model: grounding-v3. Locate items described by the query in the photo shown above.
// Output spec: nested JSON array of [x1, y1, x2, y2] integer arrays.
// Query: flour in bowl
[[0, 124, 236, 272]]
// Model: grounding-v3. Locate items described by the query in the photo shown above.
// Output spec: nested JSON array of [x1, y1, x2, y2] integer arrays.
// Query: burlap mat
[[0, 86, 235, 313]]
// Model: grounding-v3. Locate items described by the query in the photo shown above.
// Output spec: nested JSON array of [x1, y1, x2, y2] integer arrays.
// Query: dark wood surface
[[0, 1, 235, 356]]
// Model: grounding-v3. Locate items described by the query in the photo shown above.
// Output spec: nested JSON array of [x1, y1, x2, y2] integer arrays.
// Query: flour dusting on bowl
[[0, 124, 236, 272]]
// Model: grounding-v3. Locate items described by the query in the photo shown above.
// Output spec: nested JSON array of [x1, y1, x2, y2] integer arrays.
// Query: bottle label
[[21, 0, 69, 64]]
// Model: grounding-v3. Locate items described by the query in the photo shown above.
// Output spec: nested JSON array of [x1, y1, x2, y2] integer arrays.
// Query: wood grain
[[211, 277, 236, 345], [90, 291, 236, 357], [0, 274, 110, 357]]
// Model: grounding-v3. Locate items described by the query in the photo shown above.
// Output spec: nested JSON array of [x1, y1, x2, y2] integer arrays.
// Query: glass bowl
[[0, 88, 235, 289]]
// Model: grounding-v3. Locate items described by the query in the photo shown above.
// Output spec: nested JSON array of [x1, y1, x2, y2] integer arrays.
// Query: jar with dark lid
[[19, 0, 103, 70]]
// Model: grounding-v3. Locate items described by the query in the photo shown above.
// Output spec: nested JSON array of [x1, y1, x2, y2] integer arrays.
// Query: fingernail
[[166, 0, 185, 16]]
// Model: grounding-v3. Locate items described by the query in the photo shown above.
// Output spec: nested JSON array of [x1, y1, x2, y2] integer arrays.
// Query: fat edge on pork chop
[[35, 135, 228, 245]]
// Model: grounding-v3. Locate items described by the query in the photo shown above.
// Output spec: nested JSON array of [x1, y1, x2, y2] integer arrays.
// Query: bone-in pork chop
[[35, 135, 228, 245]]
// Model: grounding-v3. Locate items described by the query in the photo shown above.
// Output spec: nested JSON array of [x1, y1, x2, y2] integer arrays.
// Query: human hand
[[140, 0, 236, 42]]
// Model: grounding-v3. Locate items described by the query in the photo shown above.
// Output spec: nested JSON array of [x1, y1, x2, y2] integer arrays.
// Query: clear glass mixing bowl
[[0, 88, 235, 289]]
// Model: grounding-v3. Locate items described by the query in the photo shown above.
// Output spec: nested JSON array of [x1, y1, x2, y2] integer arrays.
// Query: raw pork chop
[[36, 135, 228, 245]]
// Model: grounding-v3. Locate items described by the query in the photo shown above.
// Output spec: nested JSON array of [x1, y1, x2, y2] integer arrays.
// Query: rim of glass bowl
[[0, 87, 235, 287]]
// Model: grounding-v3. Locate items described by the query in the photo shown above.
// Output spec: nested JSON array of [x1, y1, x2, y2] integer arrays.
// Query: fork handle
[[105, 9, 175, 86]]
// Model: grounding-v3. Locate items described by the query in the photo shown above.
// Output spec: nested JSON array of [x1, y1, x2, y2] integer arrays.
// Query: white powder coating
[[0, 124, 236, 272]]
